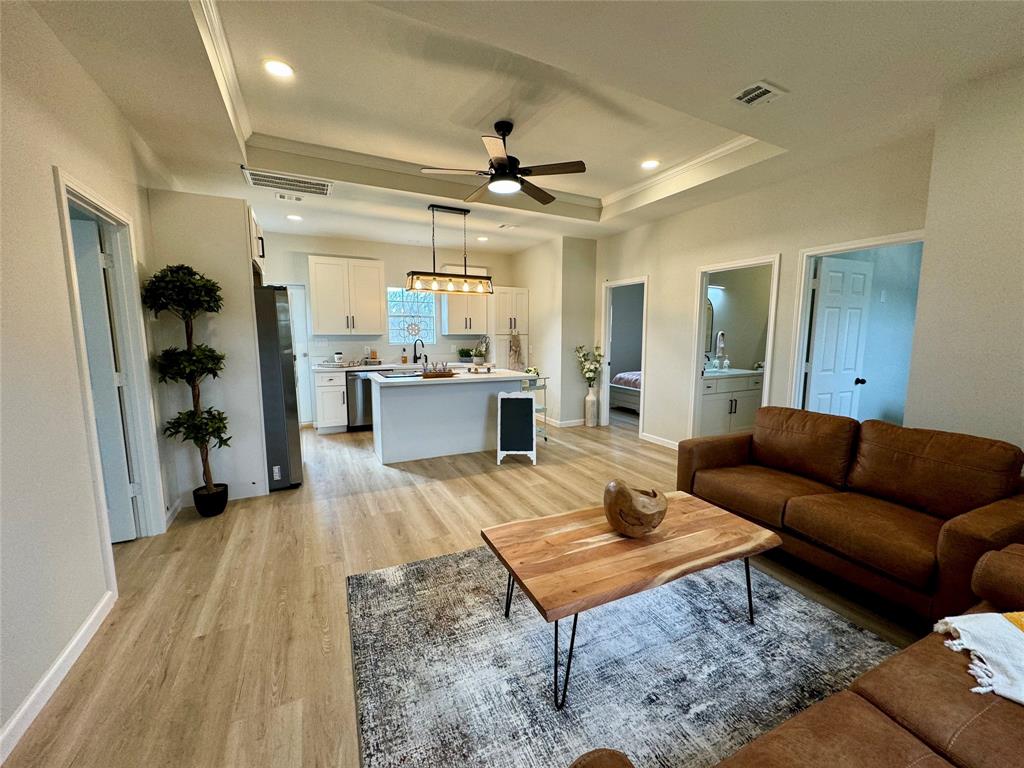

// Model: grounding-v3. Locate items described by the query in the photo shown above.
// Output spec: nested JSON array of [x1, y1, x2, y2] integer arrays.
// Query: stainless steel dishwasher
[[346, 369, 391, 429]]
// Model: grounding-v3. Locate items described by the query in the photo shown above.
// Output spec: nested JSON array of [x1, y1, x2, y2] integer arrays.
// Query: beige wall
[[560, 238, 598, 422], [510, 238, 564, 419], [511, 237, 597, 423], [905, 67, 1024, 446], [0, 4, 158, 732], [596, 135, 933, 443], [260, 231, 517, 363], [147, 190, 269, 511]]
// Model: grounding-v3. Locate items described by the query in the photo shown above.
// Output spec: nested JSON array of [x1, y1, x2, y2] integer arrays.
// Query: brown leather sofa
[[571, 544, 1024, 768], [676, 407, 1024, 619]]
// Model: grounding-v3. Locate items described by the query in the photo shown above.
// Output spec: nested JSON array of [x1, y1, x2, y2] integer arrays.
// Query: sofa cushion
[[785, 493, 941, 589], [848, 420, 1024, 519], [717, 690, 953, 768], [971, 544, 1024, 612], [852, 633, 1024, 768], [693, 465, 837, 528], [751, 407, 859, 487]]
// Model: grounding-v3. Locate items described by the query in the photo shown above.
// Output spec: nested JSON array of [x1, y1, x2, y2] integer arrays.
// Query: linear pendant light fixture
[[405, 204, 494, 295]]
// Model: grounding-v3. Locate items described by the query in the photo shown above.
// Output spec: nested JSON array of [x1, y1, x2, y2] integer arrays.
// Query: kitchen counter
[[368, 369, 535, 387], [370, 369, 535, 464], [312, 363, 422, 373]]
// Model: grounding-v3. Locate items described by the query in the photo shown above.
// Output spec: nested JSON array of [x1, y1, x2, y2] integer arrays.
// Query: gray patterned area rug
[[348, 547, 896, 768]]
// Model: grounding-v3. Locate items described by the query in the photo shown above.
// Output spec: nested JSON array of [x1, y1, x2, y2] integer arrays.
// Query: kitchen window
[[387, 287, 436, 345]]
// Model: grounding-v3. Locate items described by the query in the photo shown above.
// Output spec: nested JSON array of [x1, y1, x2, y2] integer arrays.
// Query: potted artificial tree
[[142, 264, 232, 517]]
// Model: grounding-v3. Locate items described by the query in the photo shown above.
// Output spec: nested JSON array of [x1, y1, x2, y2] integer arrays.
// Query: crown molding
[[601, 135, 760, 207], [190, 0, 252, 162]]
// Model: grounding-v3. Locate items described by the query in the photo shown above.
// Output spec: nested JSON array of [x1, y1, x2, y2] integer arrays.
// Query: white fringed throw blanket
[[935, 611, 1024, 705]]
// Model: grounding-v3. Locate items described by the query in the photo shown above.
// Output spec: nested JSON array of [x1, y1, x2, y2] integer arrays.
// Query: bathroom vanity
[[699, 369, 764, 436]]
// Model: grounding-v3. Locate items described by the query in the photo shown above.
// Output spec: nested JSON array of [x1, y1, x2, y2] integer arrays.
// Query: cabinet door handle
[[508, 317, 512, 330], [345, 315, 349, 329], [469, 317, 472, 329], [342, 390, 346, 404], [513, 316, 517, 330], [351, 315, 355, 329]]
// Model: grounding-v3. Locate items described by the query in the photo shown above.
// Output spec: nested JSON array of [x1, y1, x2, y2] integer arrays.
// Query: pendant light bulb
[[462, 280, 470, 292], [414, 277, 423, 290], [431, 278, 439, 290], [446, 279, 455, 292], [476, 281, 485, 293]]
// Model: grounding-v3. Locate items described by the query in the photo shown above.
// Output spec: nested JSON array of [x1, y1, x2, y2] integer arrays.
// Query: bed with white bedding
[[609, 370, 641, 413]]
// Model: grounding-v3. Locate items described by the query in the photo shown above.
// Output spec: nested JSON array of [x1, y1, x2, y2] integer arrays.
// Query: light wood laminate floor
[[6, 422, 918, 768], [5, 421, 681, 768]]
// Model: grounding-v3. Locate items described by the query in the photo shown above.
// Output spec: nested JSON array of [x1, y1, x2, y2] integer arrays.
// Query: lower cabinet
[[699, 375, 763, 437], [314, 372, 347, 434]]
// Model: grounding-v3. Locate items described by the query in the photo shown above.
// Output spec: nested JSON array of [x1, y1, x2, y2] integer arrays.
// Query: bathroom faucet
[[412, 338, 425, 364]]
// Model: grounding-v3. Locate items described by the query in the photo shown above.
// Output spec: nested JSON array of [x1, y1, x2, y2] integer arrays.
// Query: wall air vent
[[241, 166, 334, 196], [733, 81, 787, 107]]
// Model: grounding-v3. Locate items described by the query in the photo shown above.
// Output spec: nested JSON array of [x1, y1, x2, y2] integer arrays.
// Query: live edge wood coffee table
[[481, 491, 782, 709]]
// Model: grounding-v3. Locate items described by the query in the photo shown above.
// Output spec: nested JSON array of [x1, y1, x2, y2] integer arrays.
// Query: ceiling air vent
[[733, 81, 787, 107], [241, 166, 334, 196]]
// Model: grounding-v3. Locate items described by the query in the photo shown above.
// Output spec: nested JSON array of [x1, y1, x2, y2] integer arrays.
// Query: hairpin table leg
[[553, 613, 579, 709], [504, 571, 515, 618], [745, 557, 755, 624]]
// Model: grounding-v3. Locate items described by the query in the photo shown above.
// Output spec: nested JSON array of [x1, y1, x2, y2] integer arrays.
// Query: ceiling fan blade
[[519, 161, 586, 177], [520, 179, 555, 205], [464, 181, 492, 203], [421, 168, 488, 175], [481, 135, 507, 164]]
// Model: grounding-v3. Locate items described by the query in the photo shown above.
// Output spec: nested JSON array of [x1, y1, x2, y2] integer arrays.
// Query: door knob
[[854, 377, 867, 385]]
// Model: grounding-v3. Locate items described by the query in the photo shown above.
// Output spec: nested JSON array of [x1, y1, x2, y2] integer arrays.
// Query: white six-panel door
[[806, 257, 874, 418]]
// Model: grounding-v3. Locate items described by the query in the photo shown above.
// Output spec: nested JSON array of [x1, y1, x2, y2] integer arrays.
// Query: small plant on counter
[[574, 344, 604, 387], [525, 366, 540, 376], [142, 264, 232, 518], [472, 335, 490, 364], [458, 347, 474, 362]]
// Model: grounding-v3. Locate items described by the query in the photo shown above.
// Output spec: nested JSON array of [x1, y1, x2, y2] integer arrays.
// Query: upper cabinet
[[494, 287, 529, 335], [441, 293, 487, 335], [308, 255, 385, 336]]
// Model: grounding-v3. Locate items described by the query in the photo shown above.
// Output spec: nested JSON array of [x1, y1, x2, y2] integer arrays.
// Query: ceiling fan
[[420, 120, 586, 205]]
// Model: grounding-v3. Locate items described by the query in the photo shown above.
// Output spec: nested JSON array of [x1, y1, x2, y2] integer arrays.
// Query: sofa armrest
[[971, 544, 1024, 611], [569, 750, 635, 768], [934, 494, 1024, 617], [676, 433, 752, 493]]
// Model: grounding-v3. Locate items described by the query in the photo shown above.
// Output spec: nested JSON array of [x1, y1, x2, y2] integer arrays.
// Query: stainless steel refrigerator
[[254, 286, 303, 490]]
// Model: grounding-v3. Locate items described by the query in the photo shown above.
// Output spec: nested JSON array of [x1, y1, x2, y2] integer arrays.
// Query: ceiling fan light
[[488, 176, 521, 194]]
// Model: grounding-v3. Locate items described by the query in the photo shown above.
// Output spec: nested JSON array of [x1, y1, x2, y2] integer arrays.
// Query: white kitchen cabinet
[[307, 255, 384, 336], [494, 287, 528, 335], [492, 333, 528, 369], [698, 375, 763, 436], [314, 371, 348, 434], [442, 293, 487, 335]]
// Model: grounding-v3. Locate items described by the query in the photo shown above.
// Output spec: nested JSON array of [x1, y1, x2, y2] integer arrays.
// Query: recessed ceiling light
[[286, 214, 302, 222], [477, 236, 489, 242], [263, 59, 294, 79], [641, 159, 660, 170]]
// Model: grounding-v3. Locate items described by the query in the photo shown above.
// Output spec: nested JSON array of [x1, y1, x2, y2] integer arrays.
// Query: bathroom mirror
[[704, 298, 714, 352]]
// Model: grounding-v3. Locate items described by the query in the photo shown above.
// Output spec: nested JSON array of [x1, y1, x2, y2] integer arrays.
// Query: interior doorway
[[691, 255, 780, 438], [57, 171, 166, 552], [792, 235, 923, 423], [599, 277, 648, 432]]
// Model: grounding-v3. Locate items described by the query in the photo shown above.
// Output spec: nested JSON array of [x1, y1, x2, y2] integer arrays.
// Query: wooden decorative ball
[[603, 479, 668, 538]]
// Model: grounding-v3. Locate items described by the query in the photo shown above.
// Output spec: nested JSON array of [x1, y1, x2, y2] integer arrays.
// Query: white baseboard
[[543, 417, 584, 428], [640, 432, 678, 450], [0, 590, 116, 762], [165, 497, 182, 528]]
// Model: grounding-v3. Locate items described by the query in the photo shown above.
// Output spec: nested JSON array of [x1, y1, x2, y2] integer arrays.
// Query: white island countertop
[[369, 369, 535, 387]]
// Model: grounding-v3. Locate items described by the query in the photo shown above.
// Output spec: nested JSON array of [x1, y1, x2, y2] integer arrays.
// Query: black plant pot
[[193, 483, 229, 517]]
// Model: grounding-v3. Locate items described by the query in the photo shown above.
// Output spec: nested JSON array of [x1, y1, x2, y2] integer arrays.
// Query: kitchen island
[[370, 369, 536, 464]]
